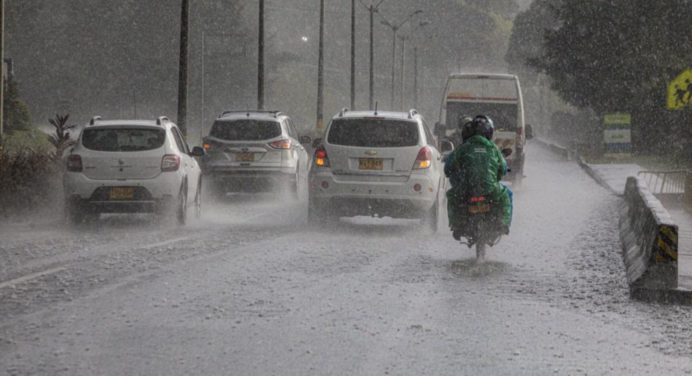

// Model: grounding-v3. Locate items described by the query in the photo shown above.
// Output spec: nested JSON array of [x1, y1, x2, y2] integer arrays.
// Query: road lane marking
[[137, 237, 190, 250], [0, 267, 67, 289]]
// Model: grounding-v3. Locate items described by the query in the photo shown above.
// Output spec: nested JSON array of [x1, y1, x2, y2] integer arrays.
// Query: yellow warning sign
[[667, 69, 692, 110]]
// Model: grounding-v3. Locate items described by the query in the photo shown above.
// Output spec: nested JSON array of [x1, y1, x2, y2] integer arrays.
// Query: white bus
[[437, 73, 530, 183]]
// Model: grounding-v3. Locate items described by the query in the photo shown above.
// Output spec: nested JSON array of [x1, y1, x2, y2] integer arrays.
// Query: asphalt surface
[[1, 143, 692, 375]]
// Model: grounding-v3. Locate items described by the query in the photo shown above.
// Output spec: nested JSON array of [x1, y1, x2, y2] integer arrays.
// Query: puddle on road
[[448, 259, 510, 278]]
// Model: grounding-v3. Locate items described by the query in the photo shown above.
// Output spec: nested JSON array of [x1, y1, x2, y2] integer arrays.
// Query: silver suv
[[308, 109, 444, 230], [201, 111, 310, 197]]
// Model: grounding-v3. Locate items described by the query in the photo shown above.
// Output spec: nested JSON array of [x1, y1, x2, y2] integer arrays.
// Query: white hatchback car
[[308, 109, 444, 230], [63, 116, 204, 225]]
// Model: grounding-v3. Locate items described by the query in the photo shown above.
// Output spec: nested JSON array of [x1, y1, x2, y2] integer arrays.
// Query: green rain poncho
[[444, 134, 512, 229]]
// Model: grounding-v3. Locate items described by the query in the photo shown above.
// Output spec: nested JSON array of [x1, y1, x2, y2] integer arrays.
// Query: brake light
[[269, 139, 292, 149], [413, 146, 432, 169], [203, 142, 212, 151], [314, 146, 330, 167], [161, 154, 180, 172], [470, 196, 486, 203], [67, 155, 83, 172]]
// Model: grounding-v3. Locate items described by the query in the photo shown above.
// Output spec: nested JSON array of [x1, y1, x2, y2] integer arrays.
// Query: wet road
[[1, 144, 692, 375]]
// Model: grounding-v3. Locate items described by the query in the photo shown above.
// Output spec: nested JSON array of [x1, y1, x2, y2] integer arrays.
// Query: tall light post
[[0, 0, 4, 147], [405, 20, 430, 110], [380, 9, 422, 110], [258, 0, 265, 110], [358, 0, 388, 110], [316, 0, 325, 130], [350, 0, 356, 110], [177, 0, 190, 136]]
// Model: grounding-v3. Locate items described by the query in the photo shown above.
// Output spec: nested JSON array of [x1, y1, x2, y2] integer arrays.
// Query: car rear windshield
[[82, 127, 166, 152], [210, 120, 282, 141], [327, 118, 419, 147]]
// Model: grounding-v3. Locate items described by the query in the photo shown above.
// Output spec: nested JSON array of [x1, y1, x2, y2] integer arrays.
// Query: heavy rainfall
[[1, 0, 691, 375]]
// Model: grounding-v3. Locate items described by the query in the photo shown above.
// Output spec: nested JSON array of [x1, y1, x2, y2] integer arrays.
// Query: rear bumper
[[308, 170, 438, 217], [206, 168, 297, 192], [66, 195, 174, 214]]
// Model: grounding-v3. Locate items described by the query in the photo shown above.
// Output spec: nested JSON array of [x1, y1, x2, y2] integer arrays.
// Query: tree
[[3, 79, 30, 132]]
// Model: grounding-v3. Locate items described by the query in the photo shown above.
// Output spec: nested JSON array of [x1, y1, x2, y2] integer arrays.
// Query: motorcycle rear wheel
[[476, 241, 486, 263]]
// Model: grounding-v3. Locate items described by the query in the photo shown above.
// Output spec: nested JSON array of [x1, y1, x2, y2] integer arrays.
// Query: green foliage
[[527, 0, 689, 114], [0, 151, 59, 218], [3, 80, 32, 132], [2, 128, 53, 155]]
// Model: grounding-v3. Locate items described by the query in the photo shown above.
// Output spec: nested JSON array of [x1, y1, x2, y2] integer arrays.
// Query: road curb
[[577, 156, 620, 196], [533, 138, 571, 160]]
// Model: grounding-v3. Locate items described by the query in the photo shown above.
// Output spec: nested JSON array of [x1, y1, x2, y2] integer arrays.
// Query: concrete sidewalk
[[587, 163, 692, 290]]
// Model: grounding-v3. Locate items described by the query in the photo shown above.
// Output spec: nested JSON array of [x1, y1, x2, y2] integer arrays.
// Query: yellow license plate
[[236, 152, 254, 162], [110, 187, 134, 200], [468, 204, 491, 214], [359, 158, 383, 170]]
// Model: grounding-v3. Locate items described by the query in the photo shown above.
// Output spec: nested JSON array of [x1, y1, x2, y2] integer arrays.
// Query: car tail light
[[314, 146, 330, 167], [269, 139, 292, 149], [413, 146, 432, 169], [67, 155, 83, 172], [161, 154, 180, 172]]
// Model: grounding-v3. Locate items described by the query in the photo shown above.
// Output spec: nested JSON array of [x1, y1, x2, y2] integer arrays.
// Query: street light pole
[[358, 0, 388, 110], [413, 46, 418, 109], [258, 0, 265, 110], [316, 0, 325, 130], [380, 9, 422, 110], [177, 0, 189, 137], [0, 0, 4, 147], [350, 0, 356, 110], [399, 35, 407, 110]]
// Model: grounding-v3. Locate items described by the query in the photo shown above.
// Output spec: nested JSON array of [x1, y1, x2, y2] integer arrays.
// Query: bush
[[0, 151, 61, 218]]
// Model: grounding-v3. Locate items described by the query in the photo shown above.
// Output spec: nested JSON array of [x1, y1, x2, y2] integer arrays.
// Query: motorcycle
[[458, 195, 505, 262]]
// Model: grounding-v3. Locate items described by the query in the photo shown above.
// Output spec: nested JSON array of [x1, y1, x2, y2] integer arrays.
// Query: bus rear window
[[445, 102, 518, 131]]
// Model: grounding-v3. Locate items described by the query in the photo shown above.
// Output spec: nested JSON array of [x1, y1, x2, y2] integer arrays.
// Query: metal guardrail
[[637, 170, 688, 195]]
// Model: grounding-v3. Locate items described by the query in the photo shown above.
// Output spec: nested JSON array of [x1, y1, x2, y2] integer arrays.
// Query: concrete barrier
[[620, 176, 678, 301]]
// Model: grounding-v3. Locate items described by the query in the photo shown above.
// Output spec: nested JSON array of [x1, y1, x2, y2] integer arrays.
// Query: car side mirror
[[525, 124, 534, 140], [299, 135, 312, 145], [440, 140, 454, 154], [190, 146, 206, 157], [311, 137, 323, 149], [501, 148, 513, 158]]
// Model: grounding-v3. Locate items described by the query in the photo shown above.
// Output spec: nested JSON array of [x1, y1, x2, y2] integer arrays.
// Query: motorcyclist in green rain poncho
[[444, 115, 513, 241]]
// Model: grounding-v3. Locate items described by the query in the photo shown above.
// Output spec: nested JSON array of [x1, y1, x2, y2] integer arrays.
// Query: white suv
[[201, 110, 310, 197], [63, 116, 204, 225], [308, 109, 444, 230]]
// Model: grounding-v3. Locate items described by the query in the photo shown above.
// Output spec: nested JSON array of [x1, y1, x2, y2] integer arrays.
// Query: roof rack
[[408, 109, 419, 119], [338, 107, 349, 117], [156, 116, 170, 126], [218, 110, 283, 119], [89, 116, 102, 126]]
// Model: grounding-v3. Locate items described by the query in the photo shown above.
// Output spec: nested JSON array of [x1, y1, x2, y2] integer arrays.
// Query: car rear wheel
[[65, 201, 83, 225], [423, 197, 439, 233], [194, 180, 202, 219], [177, 183, 188, 226]]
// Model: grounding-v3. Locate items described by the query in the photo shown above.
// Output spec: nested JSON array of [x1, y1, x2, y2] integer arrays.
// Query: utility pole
[[350, 0, 356, 110], [258, 0, 265, 110], [177, 0, 189, 136], [413, 46, 418, 109], [399, 35, 406, 110], [0, 0, 5, 146], [316, 0, 325, 130]]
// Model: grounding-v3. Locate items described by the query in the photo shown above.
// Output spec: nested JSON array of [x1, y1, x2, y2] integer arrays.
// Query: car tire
[[423, 197, 439, 233], [65, 201, 82, 225], [177, 183, 188, 226], [194, 179, 202, 219]]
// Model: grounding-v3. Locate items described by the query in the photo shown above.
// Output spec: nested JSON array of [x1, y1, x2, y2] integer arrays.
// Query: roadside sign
[[604, 112, 631, 155], [667, 69, 692, 110]]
